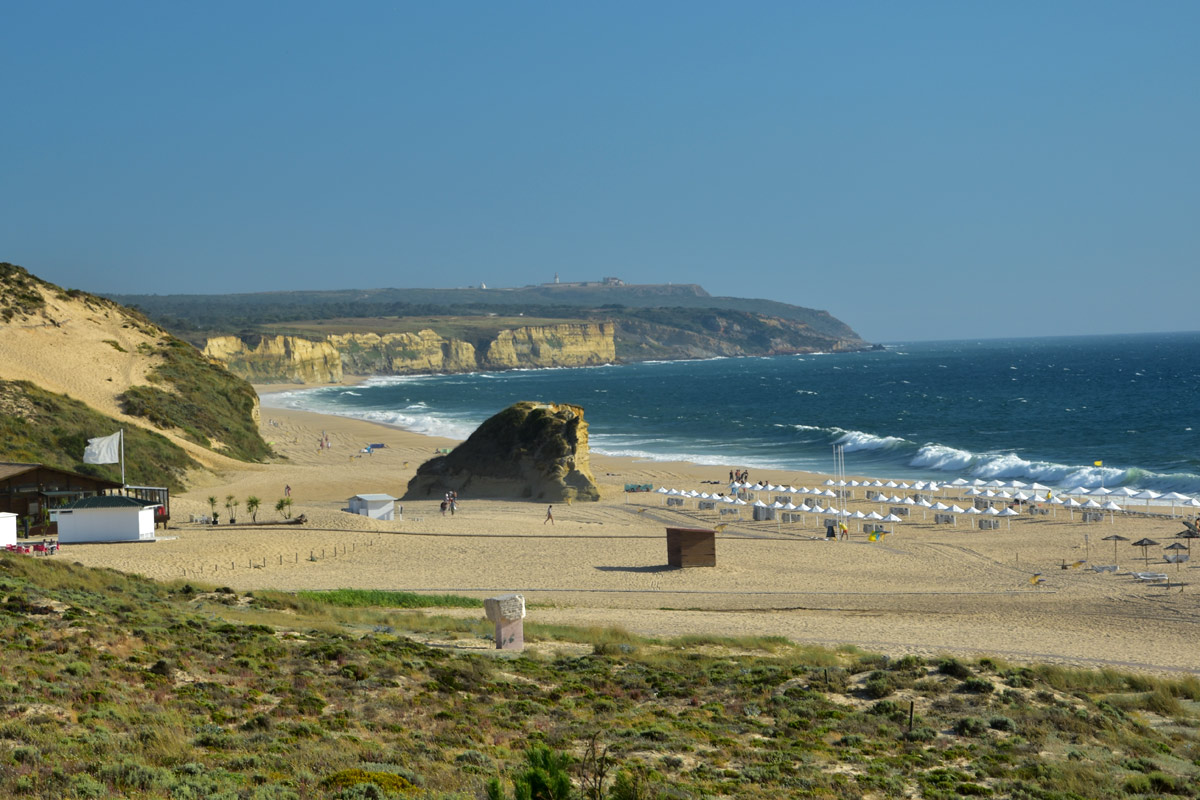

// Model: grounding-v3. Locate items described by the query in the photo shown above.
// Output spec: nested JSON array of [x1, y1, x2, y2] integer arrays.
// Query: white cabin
[[347, 493, 398, 521], [0, 512, 16, 547], [56, 495, 159, 544]]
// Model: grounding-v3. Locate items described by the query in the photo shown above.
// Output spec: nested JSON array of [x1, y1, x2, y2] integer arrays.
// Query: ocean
[[260, 331, 1200, 495]]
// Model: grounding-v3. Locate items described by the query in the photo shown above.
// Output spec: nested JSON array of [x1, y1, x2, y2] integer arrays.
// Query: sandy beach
[[62, 386, 1200, 676]]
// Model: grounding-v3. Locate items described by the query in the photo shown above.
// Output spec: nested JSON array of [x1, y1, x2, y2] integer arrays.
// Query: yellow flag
[[1094, 460, 1103, 467]]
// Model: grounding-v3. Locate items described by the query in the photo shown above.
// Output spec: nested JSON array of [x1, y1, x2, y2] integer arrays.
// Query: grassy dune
[[1, 553, 1197, 799]]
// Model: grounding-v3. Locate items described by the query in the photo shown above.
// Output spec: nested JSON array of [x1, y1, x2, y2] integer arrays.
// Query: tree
[[275, 497, 293, 520], [207, 496, 217, 517], [246, 496, 260, 523], [225, 495, 238, 523]]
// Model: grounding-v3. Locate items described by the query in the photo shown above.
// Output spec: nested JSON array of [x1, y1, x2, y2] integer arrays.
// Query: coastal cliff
[[205, 322, 616, 383]]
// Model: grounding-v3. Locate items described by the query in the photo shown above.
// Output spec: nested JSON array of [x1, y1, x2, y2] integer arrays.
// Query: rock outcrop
[[204, 322, 616, 383], [402, 402, 600, 502]]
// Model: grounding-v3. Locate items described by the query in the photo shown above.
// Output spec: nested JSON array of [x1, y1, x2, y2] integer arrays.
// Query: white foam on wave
[[835, 429, 908, 452]]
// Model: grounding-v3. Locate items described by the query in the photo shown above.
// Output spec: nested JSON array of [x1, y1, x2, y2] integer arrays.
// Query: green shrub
[[322, 768, 414, 794], [954, 717, 989, 737]]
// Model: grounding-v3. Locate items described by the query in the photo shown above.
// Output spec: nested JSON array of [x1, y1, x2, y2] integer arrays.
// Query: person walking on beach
[[544, 505, 554, 525], [284, 485, 291, 497]]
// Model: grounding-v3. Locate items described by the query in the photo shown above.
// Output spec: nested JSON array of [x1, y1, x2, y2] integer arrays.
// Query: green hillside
[[0, 263, 272, 473], [108, 282, 868, 353], [1, 553, 1196, 799]]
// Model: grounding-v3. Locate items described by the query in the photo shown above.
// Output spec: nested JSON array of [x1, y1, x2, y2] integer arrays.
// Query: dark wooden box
[[666, 527, 716, 568]]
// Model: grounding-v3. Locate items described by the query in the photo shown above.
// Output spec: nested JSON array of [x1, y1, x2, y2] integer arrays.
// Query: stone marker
[[484, 593, 526, 650]]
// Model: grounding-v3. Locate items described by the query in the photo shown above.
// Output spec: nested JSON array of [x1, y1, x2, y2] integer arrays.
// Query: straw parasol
[[1131, 537, 1159, 567], [1102, 533, 1129, 561]]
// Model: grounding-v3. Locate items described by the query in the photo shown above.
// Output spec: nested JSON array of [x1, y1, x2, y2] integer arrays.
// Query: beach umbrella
[[851, 510, 866, 519], [1082, 499, 1102, 509], [865, 511, 883, 520], [824, 479, 836, 486], [667, 488, 680, 495], [1133, 490, 1161, 509], [898, 482, 912, 490], [784, 485, 799, 494], [1175, 528, 1200, 553], [1110, 487, 1139, 499], [985, 480, 1005, 488], [1101, 500, 1123, 523], [656, 487, 669, 494], [1102, 533, 1129, 560], [783, 502, 798, 510], [734, 498, 748, 506], [998, 506, 1020, 529], [949, 505, 967, 514], [985, 506, 1001, 516], [688, 490, 701, 497], [1091, 486, 1113, 496], [965, 488, 982, 496], [771, 501, 786, 509], [950, 478, 969, 487], [1158, 491, 1191, 516], [965, 506, 982, 515], [1062, 497, 1082, 521], [1164, 543, 1189, 570], [932, 502, 950, 511], [884, 481, 899, 488], [882, 513, 902, 522], [1131, 537, 1159, 566], [1008, 480, 1028, 489]]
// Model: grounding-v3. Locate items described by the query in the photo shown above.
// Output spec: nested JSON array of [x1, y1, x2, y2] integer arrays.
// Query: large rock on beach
[[403, 402, 600, 502]]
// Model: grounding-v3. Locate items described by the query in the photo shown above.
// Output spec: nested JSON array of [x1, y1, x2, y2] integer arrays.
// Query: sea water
[[260, 332, 1200, 494]]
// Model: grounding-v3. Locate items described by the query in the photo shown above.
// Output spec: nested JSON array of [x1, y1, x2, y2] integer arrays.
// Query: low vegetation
[[1, 554, 1197, 799], [0, 379, 198, 491], [118, 336, 272, 462]]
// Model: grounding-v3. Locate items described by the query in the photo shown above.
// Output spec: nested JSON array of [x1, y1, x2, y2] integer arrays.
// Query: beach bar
[[666, 526, 716, 568]]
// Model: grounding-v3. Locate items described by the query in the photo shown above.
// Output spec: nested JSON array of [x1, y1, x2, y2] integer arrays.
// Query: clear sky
[[3, 2, 1197, 343]]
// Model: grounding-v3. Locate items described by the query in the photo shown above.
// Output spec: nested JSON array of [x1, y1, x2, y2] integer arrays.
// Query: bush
[[960, 678, 995, 694], [988, 715, 1016, 732], [954, 717, 989, 737], [938, 658, 973, 679]]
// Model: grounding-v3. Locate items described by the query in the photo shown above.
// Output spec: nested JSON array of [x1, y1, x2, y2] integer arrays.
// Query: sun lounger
[[1089, 564, 1119, 573], [1133, 572, 1169, 583]]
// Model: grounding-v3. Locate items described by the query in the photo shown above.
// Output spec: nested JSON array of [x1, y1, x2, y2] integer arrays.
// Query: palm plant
[[246, 496, 260, 523]]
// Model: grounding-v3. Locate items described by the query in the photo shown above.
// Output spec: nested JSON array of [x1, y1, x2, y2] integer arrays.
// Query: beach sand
[[63, 388, 1200, 675]]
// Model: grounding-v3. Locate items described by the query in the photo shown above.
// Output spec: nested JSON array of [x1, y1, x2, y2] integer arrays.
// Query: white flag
[[83, 431, 122, 465]]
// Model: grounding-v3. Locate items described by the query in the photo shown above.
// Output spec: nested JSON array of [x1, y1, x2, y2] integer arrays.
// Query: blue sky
[[3, 2, 1197, 342]]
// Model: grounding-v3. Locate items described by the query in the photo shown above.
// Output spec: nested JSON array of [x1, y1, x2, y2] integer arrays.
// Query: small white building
[[0, 512, 16, 547], [56, 495, 159, 544], [347, 493, 398, 521]]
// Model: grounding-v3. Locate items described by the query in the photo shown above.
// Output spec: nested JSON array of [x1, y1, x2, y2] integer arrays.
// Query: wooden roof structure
[[0, 462, 123, 517]]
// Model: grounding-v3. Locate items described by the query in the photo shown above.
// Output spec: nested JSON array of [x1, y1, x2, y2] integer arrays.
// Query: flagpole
[[121, 429, 126, 487]]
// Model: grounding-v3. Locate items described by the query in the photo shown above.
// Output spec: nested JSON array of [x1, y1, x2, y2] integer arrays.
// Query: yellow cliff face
[[482, 323, 616, 370], [202, 336, 344, 384], [203, 322, 616, 383]]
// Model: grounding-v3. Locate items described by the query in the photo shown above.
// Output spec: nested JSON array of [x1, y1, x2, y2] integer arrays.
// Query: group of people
[[440, 491, 459, 516], [730, 469, 750, 484]]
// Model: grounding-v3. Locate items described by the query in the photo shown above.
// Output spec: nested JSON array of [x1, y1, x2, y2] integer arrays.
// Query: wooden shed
[[666, 526, 716, 568]]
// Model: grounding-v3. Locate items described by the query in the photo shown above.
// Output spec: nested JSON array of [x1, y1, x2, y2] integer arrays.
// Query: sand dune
[[63, 394, 1200, 675]]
